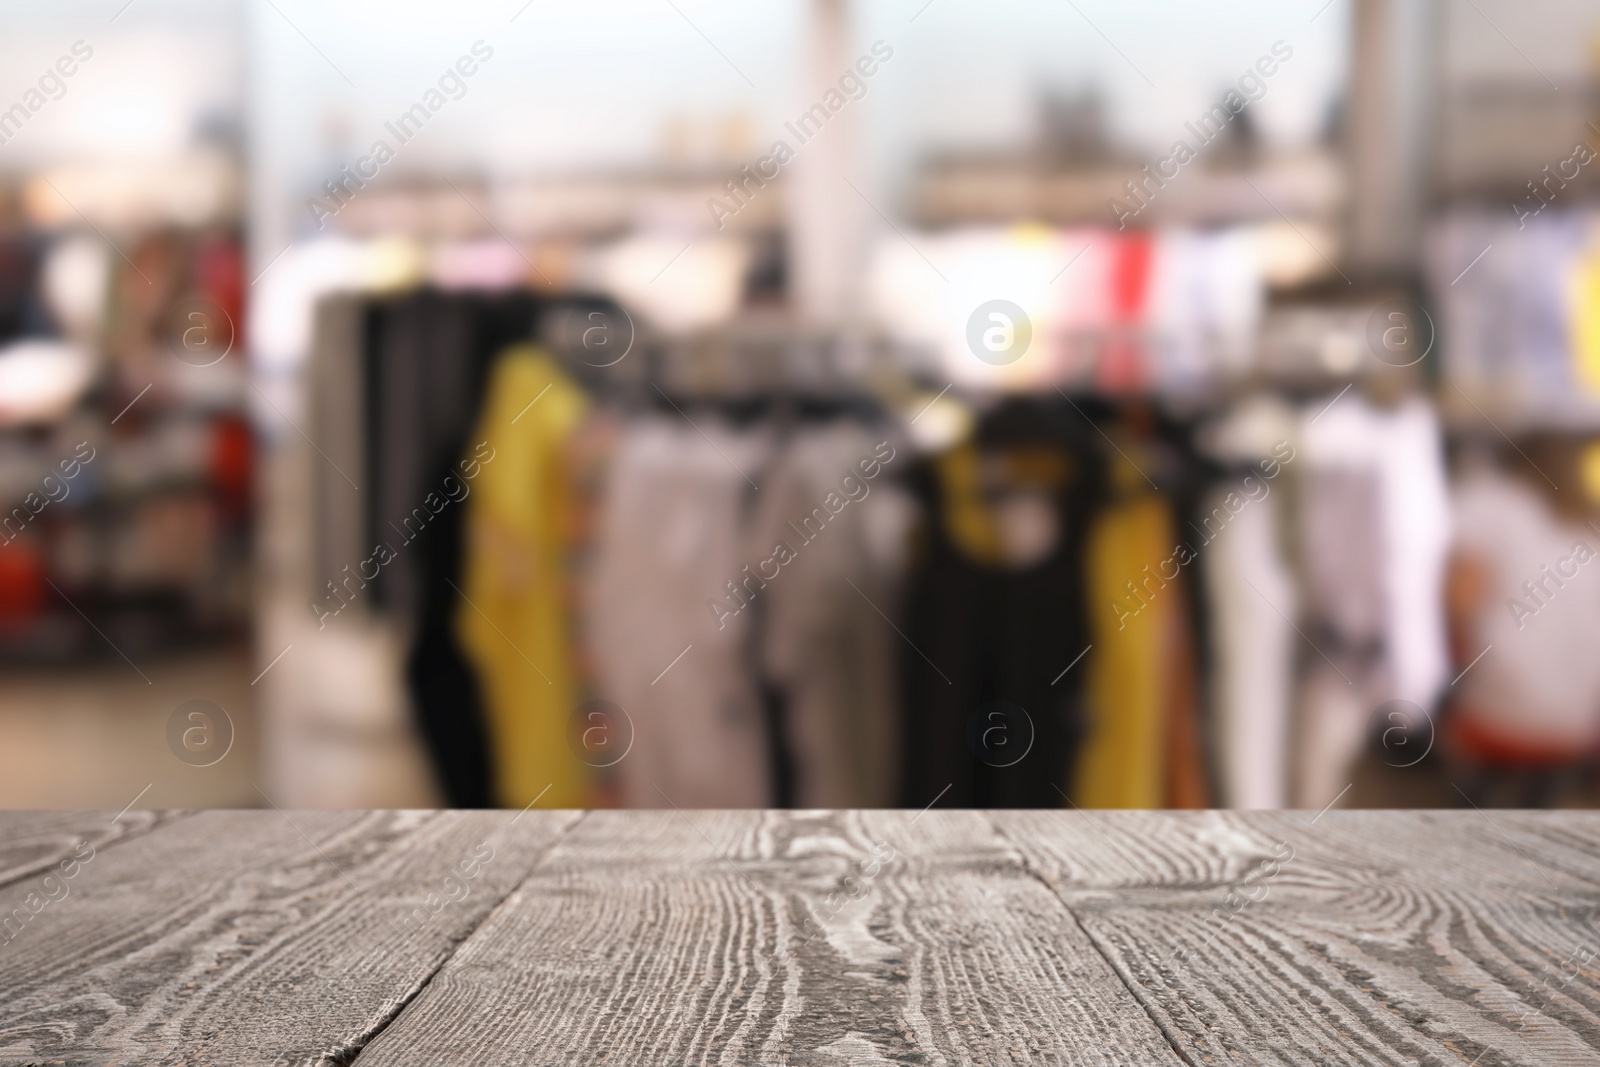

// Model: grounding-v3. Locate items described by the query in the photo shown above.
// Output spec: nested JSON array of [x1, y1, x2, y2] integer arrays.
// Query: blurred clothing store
[[3, 0, 1600, 812]]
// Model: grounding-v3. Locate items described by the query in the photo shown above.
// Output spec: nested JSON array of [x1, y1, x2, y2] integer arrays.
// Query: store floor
[[1349, 742, 1600, 809], [0, 647, 438, 809], [6, 649, 1580, 810], [0, 649, 259, 809]]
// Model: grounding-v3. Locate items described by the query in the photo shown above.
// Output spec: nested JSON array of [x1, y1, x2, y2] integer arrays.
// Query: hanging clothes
[[1567, 232, 1600, 396], [898, 400, 1099, 808], [1097, 233, 1156, 393], [1293, 463, 1387, 809], [0, 233, 46, 344], [348, 289, 545, 806], [1193, 397, 1301, 810], [586, 415, 773, 808], [1292, 393, 1452, 806], [749, 422, 913, 807], [1426, 209, 1600, 422], [367, 292, 485, 618], [1146, 228, 1264, 391], [1450, 463, 1600, 757], [406, 451, 493, 808], [1162, 572, 1208, 809], [1076, 483, 1172, 807], [457, 344, 591, 809], [1205, 479, 1296, 809], [1073, 421, 1210, 809]]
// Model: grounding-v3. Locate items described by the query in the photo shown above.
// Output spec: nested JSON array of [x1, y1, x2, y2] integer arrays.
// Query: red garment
[[1096, 232, 1154, 392], [0, 539, 46, 623], [209, 415, 253, 524], [1446, 707, 1600, 768], [193, 235, 246, 349]]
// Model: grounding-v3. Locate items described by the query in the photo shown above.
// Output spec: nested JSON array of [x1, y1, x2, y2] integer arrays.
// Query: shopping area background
[[2, 0, 1598, 811]]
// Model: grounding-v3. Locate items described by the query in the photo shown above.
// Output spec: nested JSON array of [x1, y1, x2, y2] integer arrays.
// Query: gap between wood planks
[[335, 810, 591, 1067], [983, 812, 1200, 1067]]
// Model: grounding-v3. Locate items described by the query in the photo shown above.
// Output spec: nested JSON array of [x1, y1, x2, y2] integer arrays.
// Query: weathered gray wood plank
[[1000, 811, 1600, 1065], [0, 809, 581, 1067], [9, 811, 1600, 1067], [995, 809, 1600, 895], [0, 809, 177, 892], [349, 810, 1184, 1067]]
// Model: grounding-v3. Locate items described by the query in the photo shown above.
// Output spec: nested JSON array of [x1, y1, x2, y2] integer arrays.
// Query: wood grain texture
[[348, 809, 1184, 1067], [0, 809, 581, 1067], [0, 809, 175, 892], [6, 811, 1600, 1067], [999, 810, 1600, 1066]]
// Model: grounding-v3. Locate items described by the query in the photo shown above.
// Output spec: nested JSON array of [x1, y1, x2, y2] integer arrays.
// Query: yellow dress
[[1567, 238, 1600, 395], [1074, 456, 1173, 808], [457, 345, 589, 808]]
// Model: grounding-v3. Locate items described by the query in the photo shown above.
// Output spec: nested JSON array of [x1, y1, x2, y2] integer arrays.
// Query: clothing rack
[[307, 283, 1471, 813]]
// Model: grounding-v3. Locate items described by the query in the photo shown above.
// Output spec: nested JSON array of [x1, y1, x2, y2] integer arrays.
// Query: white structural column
[[1346, 0, 1439, 277], [785, 0, 867, 326]]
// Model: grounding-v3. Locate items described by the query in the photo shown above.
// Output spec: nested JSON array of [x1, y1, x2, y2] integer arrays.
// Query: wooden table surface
[[1, 809, 1598, 1066]]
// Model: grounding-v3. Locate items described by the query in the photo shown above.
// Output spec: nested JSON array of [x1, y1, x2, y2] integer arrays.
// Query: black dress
[[898, 398, 1105, 808]]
